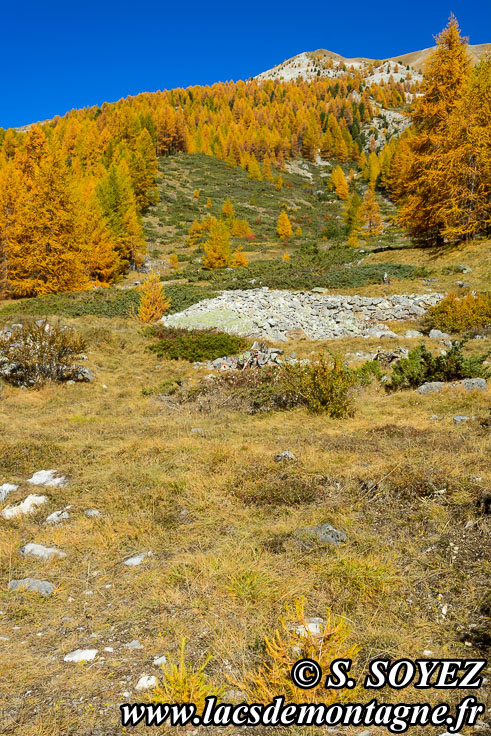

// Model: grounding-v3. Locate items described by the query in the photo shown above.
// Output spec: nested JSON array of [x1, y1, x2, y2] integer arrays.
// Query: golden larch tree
[[277, 210, 293, 239], [361, 186, 383, 237], [203, 219, 232, 269]]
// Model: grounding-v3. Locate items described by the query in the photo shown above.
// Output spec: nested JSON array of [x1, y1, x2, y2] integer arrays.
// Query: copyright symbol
[[291, 658, 322, 689]]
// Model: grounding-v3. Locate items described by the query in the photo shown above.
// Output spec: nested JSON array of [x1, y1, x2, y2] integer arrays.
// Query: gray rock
[[457, 264, 472, 273], [71, 366, 94, 382], [191, 428, 205, 436], [135, 674, 157, 691], [28, 469, 67, 487], [46, 508, 70, 525], [429, 329, 451, 340], [64, 648, 98, 663], [453, 416, 469, 424], [275, 450, 297, 463], [0, 483, 19, 501], [295, 523, 347, 547], [84, 509, 102, 518], [458, 378, 487, 392], [20, 543, 66, 561], [405, 329, 423, 338], [125, 639, 143, 650], [124, 552, 153, 566], [416, 382, 445, 394], [8, 578, 54, 596]]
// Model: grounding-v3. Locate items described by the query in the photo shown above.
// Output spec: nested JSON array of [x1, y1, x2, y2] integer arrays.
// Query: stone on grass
[[405, 329, 423, 338], [135, 674, 157, 691], [459, 378, 486, 392], [416, 382, 444, 394], [84, 508, 102, 518], [125, 639, 143, 650], [429, 329, 450, 340], [153, 655, 167, 666], [20, 543, 66, 561], [295, 523, 347, 547], [8, 578, 54, 596], [64, 649, 98, 663], [27, 470, 67, 488], [124, 553, 146, 567], [275, 450, 297, 463], [366, 325, 398, 338], [46, 508, 70, 525], [191, 428, 205, 436], [453, 416, 469, 424], [2, 494, 47, 519], [0, 484, 18, 502]]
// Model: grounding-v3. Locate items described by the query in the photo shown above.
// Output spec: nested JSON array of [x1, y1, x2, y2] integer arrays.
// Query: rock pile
[[162, 288, 443, 341], [203, 341, 286, 370]]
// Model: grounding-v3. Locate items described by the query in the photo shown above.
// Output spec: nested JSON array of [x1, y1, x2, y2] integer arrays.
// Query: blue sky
[[1, 0, 489, 129]]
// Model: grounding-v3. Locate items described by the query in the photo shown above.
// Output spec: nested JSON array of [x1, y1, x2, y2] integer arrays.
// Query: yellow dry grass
[[0, 312, 489, 735]]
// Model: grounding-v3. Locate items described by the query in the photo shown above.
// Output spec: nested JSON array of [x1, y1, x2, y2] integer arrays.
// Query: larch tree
[[96, 160, 145, 272], [221, 197, 235, 220], [435, 53, 491, 241], [331, 166, 349, 200], [13, 150, 89, 296], [0, 161, 25, 297], [203, 219, 232, 269], [343, 192, 362, 234], [277, 210, 293, 240], [394, 15, 475, 245], [360, 186, 383, 237]]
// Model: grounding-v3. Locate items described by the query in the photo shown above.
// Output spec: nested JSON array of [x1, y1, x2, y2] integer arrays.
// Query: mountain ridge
[[254, 42, 490, 81]]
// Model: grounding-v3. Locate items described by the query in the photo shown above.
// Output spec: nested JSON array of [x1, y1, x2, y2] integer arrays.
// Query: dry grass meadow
[[0, 159, 489, 735]]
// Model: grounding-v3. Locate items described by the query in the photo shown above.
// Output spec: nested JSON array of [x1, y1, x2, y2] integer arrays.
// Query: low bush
[[148, 326, 248, 362], [281, 354, 356, 416], [233, 597, 360, 704], [0, 319, 89, 387], [179, 355, 372, 416], [150, 638, 223, 712], [425, 291, 491, 333], [184, 257, 420, 291], [0, 285, 216, 320], [386, 340, 490, 391]]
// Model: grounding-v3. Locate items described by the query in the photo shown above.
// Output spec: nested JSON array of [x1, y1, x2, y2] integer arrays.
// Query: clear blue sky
[[1, 0, 489, 129]]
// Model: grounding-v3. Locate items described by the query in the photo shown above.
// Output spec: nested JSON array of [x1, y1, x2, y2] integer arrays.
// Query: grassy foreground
[[0, 312, 489, 735]]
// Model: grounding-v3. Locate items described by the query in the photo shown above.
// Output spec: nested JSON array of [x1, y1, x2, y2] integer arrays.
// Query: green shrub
[[148, 326, 248, 362], [425, 291, 491, 333], [182, 255, 419, 291], [386, 341, 490, 391], [0, 288, 140, 319], [281, 354, 356, 416], [0, 285, 216, 320], [353, 359, 384, 386]]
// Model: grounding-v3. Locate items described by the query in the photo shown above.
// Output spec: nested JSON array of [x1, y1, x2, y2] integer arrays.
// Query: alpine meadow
[[0, 10, 490, 736]]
